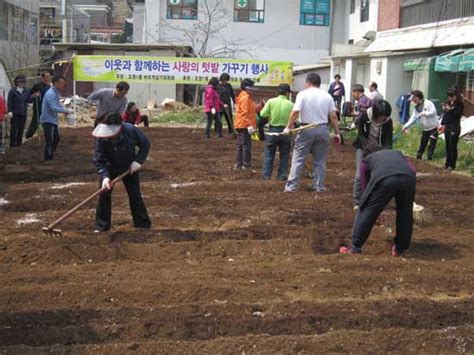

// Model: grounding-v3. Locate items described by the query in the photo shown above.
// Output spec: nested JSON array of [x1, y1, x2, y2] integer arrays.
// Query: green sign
[[73, 55, 294, 87], [237, 0, 248, 8]]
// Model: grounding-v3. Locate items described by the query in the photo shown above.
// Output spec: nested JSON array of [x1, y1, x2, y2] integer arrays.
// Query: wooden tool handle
[[46, 170, 130, 230]]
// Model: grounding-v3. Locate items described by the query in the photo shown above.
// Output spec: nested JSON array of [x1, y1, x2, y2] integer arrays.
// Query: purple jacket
[[204, 85, 222, 113]]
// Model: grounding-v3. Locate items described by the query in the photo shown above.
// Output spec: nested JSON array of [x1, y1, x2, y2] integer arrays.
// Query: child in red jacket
[[122, 102, 149, 127]]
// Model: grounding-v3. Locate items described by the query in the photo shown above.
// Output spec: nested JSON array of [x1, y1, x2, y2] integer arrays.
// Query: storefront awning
[[459, 49, 474, 72], [434, 49, 466, 72], [403, 56, 436, 72]]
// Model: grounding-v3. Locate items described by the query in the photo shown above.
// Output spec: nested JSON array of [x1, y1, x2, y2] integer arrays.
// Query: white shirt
[[368, 90, 384, 102], [293, 87, 336, 125], [403, 99, 439, 131]]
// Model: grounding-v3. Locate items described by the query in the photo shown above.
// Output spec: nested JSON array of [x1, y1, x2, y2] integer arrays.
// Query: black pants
[[220, 108, 234, 133], [26, 101, 41, 139], [352, 175, 416, 253], [141, 114, 149, 127], [42, 123, 60, 161], [205, 112, 222, 138], [417, 128, 438, 160], [444, 127, 460, 170], [10, 114, 27, 147], [258, 116, 268, 141], [235, 129, 252, 168], [95, 171, 151, 231]]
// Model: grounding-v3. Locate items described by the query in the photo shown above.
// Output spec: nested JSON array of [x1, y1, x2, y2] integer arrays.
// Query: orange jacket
[[235, 90, 257, 129]]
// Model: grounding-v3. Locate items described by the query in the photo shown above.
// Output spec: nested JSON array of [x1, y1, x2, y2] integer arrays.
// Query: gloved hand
[[102, 177, 112, 190], [67, 108, 74, 115], [130, 161, 142, 174], [438, 125, 445, 134], [224, 104, 229, 109], [7, 112, 13, 119], [211, 108, 216, 115], [283, 127, 291, 134], [333, 133, 342, 145], [247, 126, 256, 135]]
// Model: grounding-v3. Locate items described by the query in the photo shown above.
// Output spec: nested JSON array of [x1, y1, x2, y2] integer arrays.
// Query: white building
[[132, 0, 344, 66], [329, 0, 474, 120]]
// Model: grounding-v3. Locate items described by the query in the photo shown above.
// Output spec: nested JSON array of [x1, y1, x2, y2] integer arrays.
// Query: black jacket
[[353, 111, 393, 151], [441, 101, 463, 130], [31, 82, 51, 115], [7, 88, 31, 115], [93, 123, 150, 179], [218, 83, 235, 106], [360, 150, 416, 208]]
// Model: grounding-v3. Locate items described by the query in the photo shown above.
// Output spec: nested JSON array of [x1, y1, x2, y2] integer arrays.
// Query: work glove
[[247, 126, 256, 135], [438, 125, 445, 134], [7, 112, 13, 119], [333, 133, 342, 145], [283, 127, 291, 135], [211, 108, 216, 115], [130, 161, 142, 174], [67, 108, 74, 115], [102, 177, 112, 190]]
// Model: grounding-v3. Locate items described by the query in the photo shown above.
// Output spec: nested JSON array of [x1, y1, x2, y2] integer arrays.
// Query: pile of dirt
[[0, 128, 473, 353]]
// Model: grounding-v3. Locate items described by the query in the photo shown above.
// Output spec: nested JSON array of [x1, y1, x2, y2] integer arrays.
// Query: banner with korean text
[[73, 55, 293, 86]]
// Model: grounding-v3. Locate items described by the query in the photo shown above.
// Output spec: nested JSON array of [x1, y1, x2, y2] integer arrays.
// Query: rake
[[265, 123, 319, 137], [42, 170, 130, 237], [413, 202, 432, 222]]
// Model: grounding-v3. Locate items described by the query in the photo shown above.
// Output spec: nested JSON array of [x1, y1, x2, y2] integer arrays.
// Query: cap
[[92, 112, 122, 138], [92, 123, 121, 138], [278, 83, 292, 94]]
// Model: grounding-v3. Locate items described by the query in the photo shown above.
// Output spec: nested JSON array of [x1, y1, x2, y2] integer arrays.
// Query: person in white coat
[[402, 90, 439, 160]]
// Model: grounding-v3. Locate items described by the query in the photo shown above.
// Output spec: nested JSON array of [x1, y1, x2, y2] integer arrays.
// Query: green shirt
[[260, 95, 294, 127]]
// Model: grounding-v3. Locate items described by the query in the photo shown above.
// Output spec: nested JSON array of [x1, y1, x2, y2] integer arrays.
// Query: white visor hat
[[92, 123, 122, 138]]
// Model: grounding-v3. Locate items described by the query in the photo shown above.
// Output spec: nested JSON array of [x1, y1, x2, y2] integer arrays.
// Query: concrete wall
[[0, 0, 39, 78], [139, 0, 333, 66], [293, 67, 331, 92]]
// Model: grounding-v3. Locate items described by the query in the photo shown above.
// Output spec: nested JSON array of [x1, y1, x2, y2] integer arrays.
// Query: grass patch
[[150, 109, 203, 125], [341, 124, 474, 176]]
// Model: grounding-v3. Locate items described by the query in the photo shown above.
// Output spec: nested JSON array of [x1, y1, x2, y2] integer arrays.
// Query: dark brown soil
[[0, 127, 473, 354]]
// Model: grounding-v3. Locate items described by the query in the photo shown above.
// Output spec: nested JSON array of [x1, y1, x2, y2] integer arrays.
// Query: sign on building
[[73, 55, 293, 86]]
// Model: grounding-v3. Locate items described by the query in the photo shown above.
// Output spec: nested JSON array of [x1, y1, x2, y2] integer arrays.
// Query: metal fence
[[400, 0, 474, 28]]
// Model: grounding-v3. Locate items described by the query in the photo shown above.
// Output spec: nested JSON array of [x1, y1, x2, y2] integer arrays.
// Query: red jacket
[[122, 110, 142, 125], [0, 97, 6, 123]]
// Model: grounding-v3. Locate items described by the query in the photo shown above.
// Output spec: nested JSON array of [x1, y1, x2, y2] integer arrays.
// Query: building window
[[40, 7, 56, 25], [360, 0, 369, 22], [234, 0, 265, 23], [350, 0, 355, 14], [300, 0, 330, 26], [166, 0, 198, 20]]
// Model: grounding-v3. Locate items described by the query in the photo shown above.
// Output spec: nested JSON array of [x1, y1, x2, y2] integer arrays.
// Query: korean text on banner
[[73, 55, 293, 86]]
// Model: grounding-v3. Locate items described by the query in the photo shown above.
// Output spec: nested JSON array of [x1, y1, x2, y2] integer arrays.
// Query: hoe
[[42, 170, 130, 237]]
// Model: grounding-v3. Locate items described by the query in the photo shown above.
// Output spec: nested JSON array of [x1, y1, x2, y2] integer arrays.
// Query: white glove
[[7, 112, 13, 119], [211, 108, 216, 115], [67, 108, 74, 115], [102, 177, 112, 190], [130, 161, 142, 174], [283, 127, 291, 135], [247, 126, 257, 134]]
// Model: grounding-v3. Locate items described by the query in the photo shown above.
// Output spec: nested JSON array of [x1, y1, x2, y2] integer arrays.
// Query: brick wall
[[378, 0, 401, 31]]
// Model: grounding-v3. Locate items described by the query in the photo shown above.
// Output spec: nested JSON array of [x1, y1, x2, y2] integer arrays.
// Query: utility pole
[[62, 0, 67, 43]]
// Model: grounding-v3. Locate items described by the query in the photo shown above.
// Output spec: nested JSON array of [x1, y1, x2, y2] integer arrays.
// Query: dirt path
[[0, 127, 473, 353]]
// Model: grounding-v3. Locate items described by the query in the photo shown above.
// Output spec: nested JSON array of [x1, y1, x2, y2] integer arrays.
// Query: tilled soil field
[[0, 127, 473, 354]]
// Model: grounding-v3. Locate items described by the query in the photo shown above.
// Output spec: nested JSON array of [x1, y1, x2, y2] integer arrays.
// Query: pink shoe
[[339, 246, 360, 255], [391, 245, 402, 257]]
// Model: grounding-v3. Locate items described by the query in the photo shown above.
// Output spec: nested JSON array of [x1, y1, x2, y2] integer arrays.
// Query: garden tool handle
[[45, 170, 130, 230]]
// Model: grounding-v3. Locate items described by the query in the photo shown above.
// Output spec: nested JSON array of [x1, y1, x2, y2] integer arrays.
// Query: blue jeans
[[263, 127, 291, 179], [285, 125, 330, 192]]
